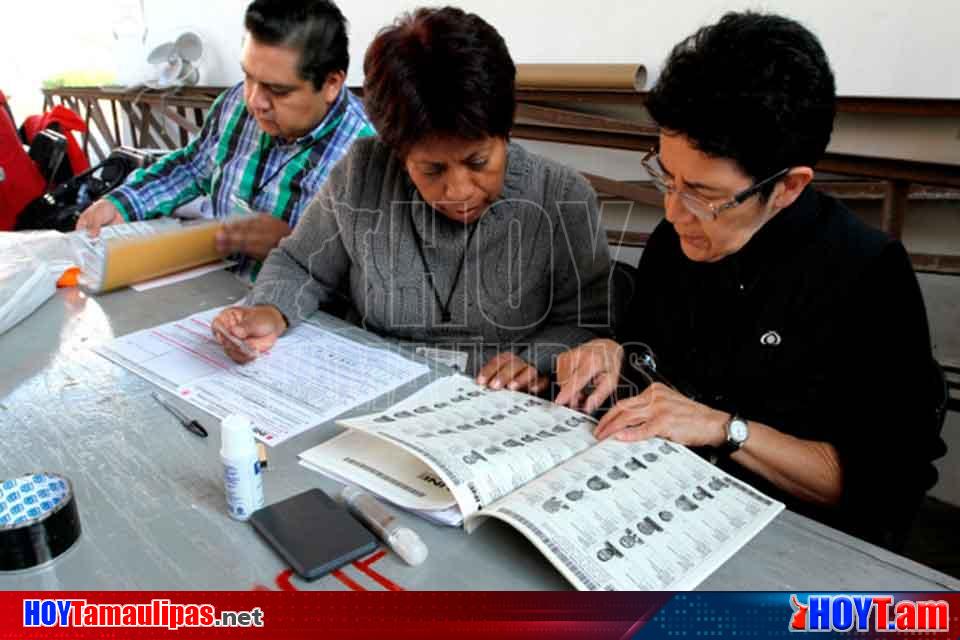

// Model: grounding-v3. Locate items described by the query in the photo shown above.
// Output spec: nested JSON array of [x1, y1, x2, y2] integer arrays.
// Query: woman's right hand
[[211, 305, 287, 363], [554, 339, 624, 413]]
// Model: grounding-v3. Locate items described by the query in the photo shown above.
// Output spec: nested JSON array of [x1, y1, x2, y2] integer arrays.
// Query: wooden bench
[[41, 84, 960, 276]]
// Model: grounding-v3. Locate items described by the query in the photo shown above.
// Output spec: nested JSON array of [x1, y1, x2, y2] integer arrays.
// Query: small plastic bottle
[[220, 414, 264, 521], [341, 486, 429, 566]]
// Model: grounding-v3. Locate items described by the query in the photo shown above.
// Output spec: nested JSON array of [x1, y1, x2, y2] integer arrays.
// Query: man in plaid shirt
[[76, 0, 374, 262]]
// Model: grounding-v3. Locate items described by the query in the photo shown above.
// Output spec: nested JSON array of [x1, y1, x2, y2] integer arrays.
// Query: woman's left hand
[[477, 352, 549, 394], [593, 383, 729, 447]]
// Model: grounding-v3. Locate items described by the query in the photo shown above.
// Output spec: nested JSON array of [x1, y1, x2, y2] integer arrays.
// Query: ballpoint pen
[[210, 322, 259, 360], [628, 345, 691, 397], [217, 329, 260, 360], [151, 392, 209, 438]]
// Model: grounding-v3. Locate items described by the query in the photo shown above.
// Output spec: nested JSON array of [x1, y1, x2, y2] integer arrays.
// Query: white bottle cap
[[390, 528, 429, 566], [220, 414, 256, 459]]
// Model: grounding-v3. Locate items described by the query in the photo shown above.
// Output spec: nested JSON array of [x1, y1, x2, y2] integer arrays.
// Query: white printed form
[[336, 375, 599, 524], [481, 438, 784, 591], [97, 307, 430, 445]]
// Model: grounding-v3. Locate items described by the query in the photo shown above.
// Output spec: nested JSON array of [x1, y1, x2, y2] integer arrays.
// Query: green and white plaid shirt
[[108, 83, 374, 229]]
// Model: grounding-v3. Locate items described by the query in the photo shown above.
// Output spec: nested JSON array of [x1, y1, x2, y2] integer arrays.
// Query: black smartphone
[[250, 488, 379, 581]]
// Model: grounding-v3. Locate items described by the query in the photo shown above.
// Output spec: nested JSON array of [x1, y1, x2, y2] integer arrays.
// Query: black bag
[[15, 154, 140, 232], [27, 128, 71, 188]]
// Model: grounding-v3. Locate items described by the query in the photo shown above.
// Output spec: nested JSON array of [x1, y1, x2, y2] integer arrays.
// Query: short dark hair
[[646, 12, 836, 192], [362, 6, 516, 157], [244, 0, 350, 90]]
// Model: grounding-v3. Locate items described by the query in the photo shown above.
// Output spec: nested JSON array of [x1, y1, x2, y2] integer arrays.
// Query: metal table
[[1, 271, 957, 591]]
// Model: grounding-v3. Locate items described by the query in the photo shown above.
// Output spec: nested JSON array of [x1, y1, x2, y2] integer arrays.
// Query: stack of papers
[[73, 219, 221, 293]]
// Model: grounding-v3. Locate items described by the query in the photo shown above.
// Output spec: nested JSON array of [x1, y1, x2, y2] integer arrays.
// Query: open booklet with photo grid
[[299, 374, 783, 591]]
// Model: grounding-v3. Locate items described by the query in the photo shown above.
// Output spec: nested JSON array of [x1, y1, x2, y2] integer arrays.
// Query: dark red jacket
[[0, 90, 45, 230]]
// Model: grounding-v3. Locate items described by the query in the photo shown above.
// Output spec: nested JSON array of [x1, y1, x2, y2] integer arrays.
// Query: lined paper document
[[96, 307, 430, 445]]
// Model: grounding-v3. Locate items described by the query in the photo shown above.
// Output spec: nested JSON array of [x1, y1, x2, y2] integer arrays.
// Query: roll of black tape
[[0, 473, 82, 571]]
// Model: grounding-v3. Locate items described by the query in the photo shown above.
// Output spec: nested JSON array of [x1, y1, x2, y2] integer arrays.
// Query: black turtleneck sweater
[[621, 187, 946, 548]]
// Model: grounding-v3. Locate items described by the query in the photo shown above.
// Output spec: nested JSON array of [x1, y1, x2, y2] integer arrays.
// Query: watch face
[[729, 419, 749, 444]]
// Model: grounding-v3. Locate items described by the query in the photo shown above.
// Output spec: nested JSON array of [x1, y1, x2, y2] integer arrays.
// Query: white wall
[[3, 0, 958, 115], [5, 1, 957, 164], [133, 0, 960, 98], [0, 0, 124, 117]]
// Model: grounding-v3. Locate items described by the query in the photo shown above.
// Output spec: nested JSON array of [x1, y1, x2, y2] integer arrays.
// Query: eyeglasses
[[641, 150, 789, 221]]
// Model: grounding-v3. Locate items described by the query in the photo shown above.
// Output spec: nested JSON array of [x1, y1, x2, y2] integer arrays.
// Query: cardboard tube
[[516, 64, 647, 92], [97, 222, 221, 293]]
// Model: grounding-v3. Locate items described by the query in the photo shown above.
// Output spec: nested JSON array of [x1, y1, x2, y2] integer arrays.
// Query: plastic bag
[[0, 220, 190, 335], [0, 231, 78, 336]]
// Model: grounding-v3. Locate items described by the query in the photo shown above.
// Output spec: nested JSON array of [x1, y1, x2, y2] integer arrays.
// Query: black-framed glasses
[[641, 149, 789, 221]]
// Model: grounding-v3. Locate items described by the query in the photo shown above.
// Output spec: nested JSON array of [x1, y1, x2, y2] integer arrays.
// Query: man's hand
[[211, 305, 288, 364], [215, 214, 291, 261], [554, 339, 624, 413], [477, 352, 549, 394], [593, 383, 728, 447], [75, 199, 125, 236]]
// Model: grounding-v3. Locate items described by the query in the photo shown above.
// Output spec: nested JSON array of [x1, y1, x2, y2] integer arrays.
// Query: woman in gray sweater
[[213, 7, 611, 393]]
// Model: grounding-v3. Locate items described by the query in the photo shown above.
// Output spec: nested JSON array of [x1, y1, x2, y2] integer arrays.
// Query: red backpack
[[21, 104, 90, 177], [0, 91, 45, 231]]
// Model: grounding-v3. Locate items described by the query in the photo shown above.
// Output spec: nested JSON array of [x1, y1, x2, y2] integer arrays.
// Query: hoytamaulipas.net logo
[[23, 598, 264, 630], [789, 594, 949, 633]]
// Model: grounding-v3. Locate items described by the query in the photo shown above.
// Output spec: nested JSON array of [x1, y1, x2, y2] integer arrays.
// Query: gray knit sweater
[[248, 137, 612, 375]]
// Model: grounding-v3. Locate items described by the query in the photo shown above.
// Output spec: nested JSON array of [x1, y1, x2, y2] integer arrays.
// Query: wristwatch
[[719, 414, 749, 456]]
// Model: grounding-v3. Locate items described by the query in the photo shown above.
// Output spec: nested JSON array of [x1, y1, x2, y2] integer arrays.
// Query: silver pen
[[151, 392, 208, 438], [216, 328, 260, 360]]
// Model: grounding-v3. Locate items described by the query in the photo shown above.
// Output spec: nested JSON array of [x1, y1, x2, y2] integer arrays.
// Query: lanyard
[[408, 212, 481, 324], [249, 136, 319, 204]]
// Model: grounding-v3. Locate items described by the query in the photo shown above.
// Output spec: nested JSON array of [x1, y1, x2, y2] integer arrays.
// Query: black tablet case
[[250, 488, 379, 580]]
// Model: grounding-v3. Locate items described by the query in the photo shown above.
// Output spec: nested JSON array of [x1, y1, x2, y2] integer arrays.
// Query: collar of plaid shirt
[[237, 85, 373, 228]]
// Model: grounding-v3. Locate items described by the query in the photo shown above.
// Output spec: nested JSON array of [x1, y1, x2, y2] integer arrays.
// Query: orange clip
[[56, 267, 81, 288]]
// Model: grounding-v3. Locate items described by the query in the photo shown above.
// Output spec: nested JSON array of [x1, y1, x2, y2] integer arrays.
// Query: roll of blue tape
[[0, 473, 81, 571]]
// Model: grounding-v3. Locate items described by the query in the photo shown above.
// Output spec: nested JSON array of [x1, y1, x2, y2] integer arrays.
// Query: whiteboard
[[141, 0, 960, 98]]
